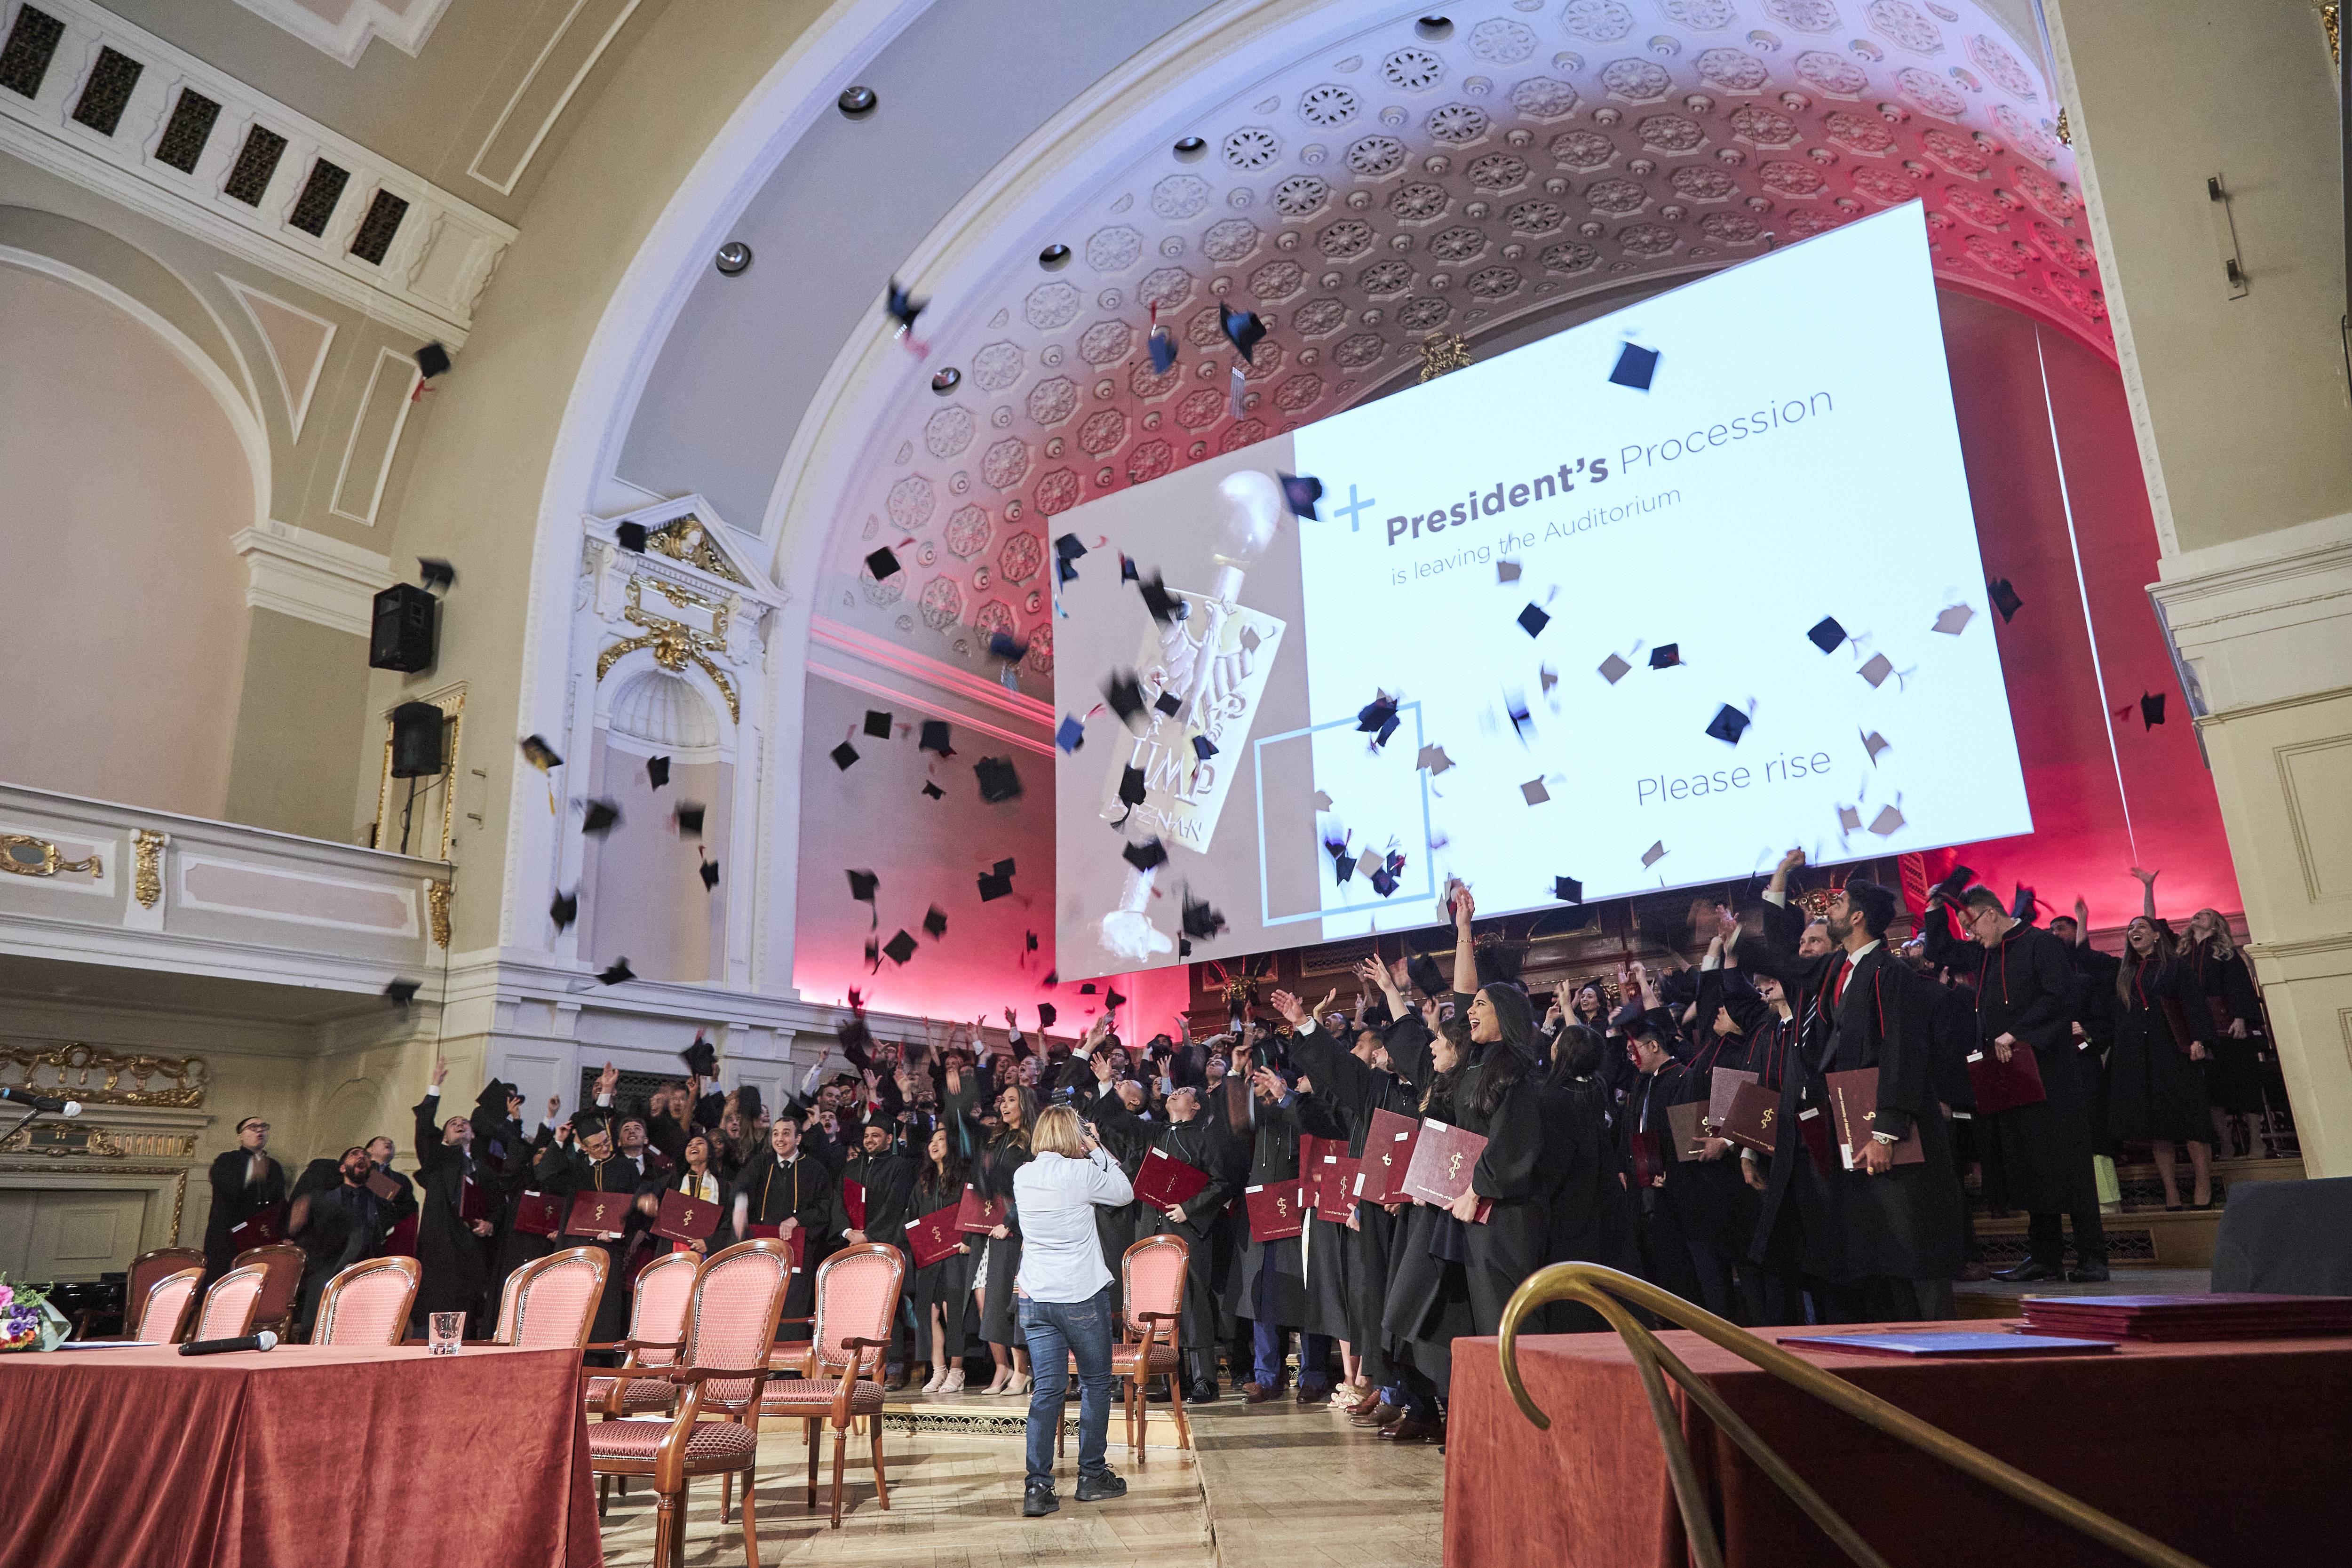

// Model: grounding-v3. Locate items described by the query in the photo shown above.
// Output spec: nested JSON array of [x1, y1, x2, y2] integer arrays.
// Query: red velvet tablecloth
[[1445, 1323, 2352, 1568], [0, 1343, 600, 1568]]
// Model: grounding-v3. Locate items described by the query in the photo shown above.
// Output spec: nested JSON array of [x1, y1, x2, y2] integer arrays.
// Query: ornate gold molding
[[596, 622, 740, 722], [2326, 4, 2339, 68], [132, 829, 166, 908], [0, 1122, 197, 1160], [427, 880, 453, 948], [0, 834, 101, 880], [2, 1044, 208, 1107], [645, 514, 748, 585], [1418, 333, 1472, 382], [2055, 106, 2070, 147]]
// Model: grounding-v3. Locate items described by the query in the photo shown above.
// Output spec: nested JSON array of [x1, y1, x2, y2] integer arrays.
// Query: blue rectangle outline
[[1251, 702, 1436, 929]]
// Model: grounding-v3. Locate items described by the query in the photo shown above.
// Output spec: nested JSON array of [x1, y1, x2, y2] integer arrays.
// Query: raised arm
[[1448, 882, 1478, 998]]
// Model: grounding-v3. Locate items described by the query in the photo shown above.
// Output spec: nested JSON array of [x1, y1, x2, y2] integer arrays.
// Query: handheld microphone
[[0, 1086, 78, 1116], [179, 1330, 280, 1356]]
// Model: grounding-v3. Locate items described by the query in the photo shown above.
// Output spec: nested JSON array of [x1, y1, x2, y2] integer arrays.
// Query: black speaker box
[[389, 702, 445, 779], [370, 583, 437, 673]]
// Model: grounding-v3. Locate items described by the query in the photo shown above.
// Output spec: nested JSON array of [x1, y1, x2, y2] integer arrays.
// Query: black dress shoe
[[2065, 1265, 2111, 1283], [1992, 1260, 2061, 1282], [1076, 1469, 1128, 1503], [1023, 1483, 1058, 1518], [1185, 1381, 1220, 1405]]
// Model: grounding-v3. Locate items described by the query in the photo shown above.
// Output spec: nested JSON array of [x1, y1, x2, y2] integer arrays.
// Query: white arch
[[593, 650, 737, 765]]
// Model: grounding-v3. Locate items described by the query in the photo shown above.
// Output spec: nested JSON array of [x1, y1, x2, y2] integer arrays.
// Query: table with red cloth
[[1445, 1323, 2352, 1568], [0, 1343, 600, 1568]]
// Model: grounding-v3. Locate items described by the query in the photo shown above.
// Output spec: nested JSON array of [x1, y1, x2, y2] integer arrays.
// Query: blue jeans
[[1017, 1285, 1116, 1488]]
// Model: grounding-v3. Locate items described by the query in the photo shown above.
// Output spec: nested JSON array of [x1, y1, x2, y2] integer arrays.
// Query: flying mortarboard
[[549, 889, 578, 932], [923, 906, 948, 939], [1038, 1002, 1058, 1028], [1356, 848, 1384, 881], [681, 1034, 719, 1078], [1497, 559, 1523, 584], [1649, 644, 1681, 669], [830, 741, 859, 770], [978, 869, 1013, 901], [1118, 764, 1147, 807], [1987, 577, 2023, 622], [598, 957, 636, 986], [921, 781, 944, 799], [919, 719, 954, 756], [415, 342, 452, 379], [1857, 653, 1894, 688], [1838, 804, 1863, 832], [674, 803, 706, 837], [1640, 840, 1667, 869], [1540, 666, 1559, 694], [2139, 692, 2166, 729], [646, 755, 671, 789], [1154, 690, 1182, 717], [1521, 778, 1550, 805], [581, 799, 621, 836], [1192, 734, 1217, 761], [1356, 692, 1400, 747], [865, 546, 901, 580], [1182, 893, 1227, 939], [418, 557, 456, 589], [615, 522, 649, 553], [885, 278, 926, 333], [1553, 875, 1583, 903], [2011, 883, 2037, 921], [1934, 864, 1977, 899], [1860, 730, 1891, 764], [1122, 837, 1169, 873], [1119, 554, 1140, 584], [864, 710, 893, 739], [1278, 472, 1323, 520], [1105, 673, 1146, 727], [1406, 951, 1447, 998], [1370, 867, 1399, 897], [1807, 616, 1847, 654], [1867, 805, 1906, 836], [1608, 341, 1660, 392], [384, 978, 421, 1008], [1506, 693, 1534, 740], [1148, 324, 1177, 374], [1055, 533, 1088, 563], [1105, 988, 1127, 1011], [882, 930, 918, 965], [1220, 304, 1267, 362], [846, 869, 879, 903], [1138, 572, 1189, 625], [1932, 603, 1975, 636], [520, 734, 564, 772], [1416, 743, 1454, 774], [1517, 604, 1551, 638], [1705, 704, 1751, 745], [1079, 983, 1096, 995], [975, 756, 1024, 803], [699, 858, 720, 890], [987, 631, 1030, 666], [1056, 714, 1087, 753], [1598, 653, 1632, 685]]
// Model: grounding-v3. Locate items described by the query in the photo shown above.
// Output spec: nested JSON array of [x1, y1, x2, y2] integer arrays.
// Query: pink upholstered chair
[[231, 1242, 306, 1337], [128, 1267, 203, 1344], [496, 1247, 609, 1351], [311, 1256, 422, 1347], [1058, 1233, 1193, 1464], [585, 1249, 698, 1420], [92, 1247, 204, 1342], [585, 1238, 793, 1568], [192, 1262, 269, 1340], [758, 1241, 905, 1528]]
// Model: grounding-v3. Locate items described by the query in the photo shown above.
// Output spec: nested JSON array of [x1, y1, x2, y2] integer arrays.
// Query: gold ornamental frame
[[0, 834, 101, 879], [372, 685, 464, 862]]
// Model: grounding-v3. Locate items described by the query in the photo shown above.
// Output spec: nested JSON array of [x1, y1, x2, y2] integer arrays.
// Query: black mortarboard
[[1406, 952, 1446, 998], [994, 857, 1016, 879], [1518, 604, 1550, 638], [598, 957, 636, 985], [1988, 577, 2023, 622], [1079, 983, 1096, 995], [864, 710, 893, 739], [1506, 692, 1534, 740], [384, 977, 421, 1008], [646, 755, 670, 789], [1553, 875, 1583, 903], [1220, 304, 1266, 362], [418, 557, 456, 589], [1153, 690, 1182, 718], [921, 781, 944, 799], [882, 930, 917, 965], [1105, 672, 1146, 727], [549, 889, 578, 932], [1123, 836, 1168, 873], [1370, 867, 1398, 897], [1649, 644, 1681, 669], [1055, 533, 1087, 561], [1279, 472, 1323, 520], [1934, 863, 1975, 899], [520, 734, 564, 772], [1119, 553, 1140, 584], [987, 630, 1028, 663], [847, 869, 879, 902], [1598, 653, 1631, 685], [1192, 734, 1217, 761], [1327, 830, 1354, 883], [699, 858, 719, 890], [681, 1035, 719, 1077], [976, 756, 1023, 803], [1036, 1002, 1058, 1029], [1608, 342, 1659, 391], [1056, 715, 1085, 753], [885, 278, 925, 332], [923, 905, 948, 939], [2139, 692, 2166, 729], [1357, 692, 1400, 746], [2011, 883, 2037, 921], [415, 342, 452, 379], [978, 871, 1013, 901], [1138, 572, 1189, 624], [831, 741, 859, 770], [581, 799, 621, 836], [615, 522, 648, 553], [1148, 325, 1177, 374], [1182, 892, 1227, 939], [675, 803, 705, 836], [919, 719, 953, 756], [1026, 931, 1040, 952], [1105, 987, 1127, 1011], [1807, 616, 1847, 654], [1706, 704, 1751, 745], [866, 546, 902, 580], [1118, 764, 1146, 807]]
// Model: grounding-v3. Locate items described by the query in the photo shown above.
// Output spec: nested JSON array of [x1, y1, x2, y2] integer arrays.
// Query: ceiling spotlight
[[1038, 243, 1072, 271], [1173, 135, 1207, 162], [838, 84, 877, 118], [931, 367, 962, 394], [714, 242, 752, 276], [1414, 15, 1454, 39]]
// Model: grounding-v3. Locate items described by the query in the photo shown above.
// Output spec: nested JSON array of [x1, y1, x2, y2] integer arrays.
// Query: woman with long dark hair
[[2110, 915, 2217, 1209], [668, 1133, 728, 1256], [2180, 907, 2270, 1159], [973, 1082, 1037, 1394], [912, 1124, 974, 1393], [1539, 1022, 1618, 1328]]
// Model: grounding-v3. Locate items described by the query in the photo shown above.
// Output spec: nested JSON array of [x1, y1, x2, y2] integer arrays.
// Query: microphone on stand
[[0, 1086, 79, 1116], [180, 1331, 280, 1356]]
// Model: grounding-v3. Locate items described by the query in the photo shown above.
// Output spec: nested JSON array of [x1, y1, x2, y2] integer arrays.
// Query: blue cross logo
[[1332, 484, 1376, 533]]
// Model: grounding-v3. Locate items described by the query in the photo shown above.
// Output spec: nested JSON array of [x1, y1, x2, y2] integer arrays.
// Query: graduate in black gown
[[1215, 1030, 1328, 1404], [731, 1114, 839, 1335], [1674, 945, 1772, 1322], [968, 1084, 1037, 1393], [412, 1063, 500, 1332], [1620, 1004, 1708, 1309], [2179, 903, 2269, 1158], [2109, 915, 2217, 1209], [909, 1126, 977, 1393], [841, 1119, 919, 1386], [1088, 1064, 1235, 1401], [202, 1116, 287, 1285]]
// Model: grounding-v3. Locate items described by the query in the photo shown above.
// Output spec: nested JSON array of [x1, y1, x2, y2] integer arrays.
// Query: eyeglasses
[[240, 1122, 271, 1133]]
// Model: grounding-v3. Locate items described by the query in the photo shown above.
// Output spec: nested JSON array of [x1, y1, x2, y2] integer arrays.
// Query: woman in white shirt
[[1011, 1105, 1134, 1517]]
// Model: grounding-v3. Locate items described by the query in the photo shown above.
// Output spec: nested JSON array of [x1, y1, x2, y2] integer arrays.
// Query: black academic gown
[[1624, 1061, 1707, 1307], [2183, 943, 2265, 1114], [1293, 1089, 1355, 1342], [2109, 957, 2217, 1145], [202, 1149, 287, 1283], [1285, 1014, 1423, 1382], [289, 1168, 383, 1337], [411, 1097, 496, 1328], [491, 1134, 577, 1298], [909, 1167, 977, 1366], [1217, 1087, 1311, 1332], [1091, 1098, 1233, 1354], [735, 1148, 836, 1332]]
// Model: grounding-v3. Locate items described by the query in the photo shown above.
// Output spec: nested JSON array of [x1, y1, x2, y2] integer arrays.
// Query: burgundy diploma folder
[[956, 1184, 1006, 1234], [1401, 1119, 1489, 1217], [1707, 1068, 1758, 1133], [513, 1190, 562, 1237], [459, 1176, 490, 1224], [1966, 1041, 2048, 1114], [908, 1202, 966, 1268], [364, 1170, 401, 1202], [1667, 1102, 1711, 1161], [1718, 1081, 1780, 1156], [843, 1179, 866, 1233], [1134, 1148, 1209, 1214], [652, 1188, 720, 1243], [1357, 1109, 1422, 1203], [229, 1203, 286, 1249], [1310, 1154, 1360, 1215], [1824, 1068, 1925, 1168], [743, 1225, 808, 1271], [565, 1190, 635, 1237], [1244, 1183, 1306, 1241]]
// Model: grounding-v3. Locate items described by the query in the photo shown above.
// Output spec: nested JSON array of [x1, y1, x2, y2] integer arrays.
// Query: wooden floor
[[590, 1393, 1446, 1568]]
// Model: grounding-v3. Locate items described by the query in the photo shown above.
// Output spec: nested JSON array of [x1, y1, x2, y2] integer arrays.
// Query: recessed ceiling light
[[931, 367, 962, 394], [1173, 136, 1207, 162], [838, 85, 877, 118], [1415, 16, 1454, 39], [714, 241, 752, 276], [1038, 243, 1072, 271]]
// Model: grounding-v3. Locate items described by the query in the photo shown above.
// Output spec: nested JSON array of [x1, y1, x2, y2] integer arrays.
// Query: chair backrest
[[681, 1240, 795, 1412], [125, 1247, 205, 1332], [233, 1242, 306, 1329], [312, 1257, 422, 1346], [625, 1250, 699, 1368], [810, 1242, 906, 1374], [496, 1247, 610, 1350], [194, 1263, 269, 1339], [1122, 1234, 1189, 1336], [132, 1268, 203, 1343]]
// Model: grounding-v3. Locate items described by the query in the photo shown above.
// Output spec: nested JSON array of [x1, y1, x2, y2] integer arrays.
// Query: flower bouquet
[[0, 1275, 68, 1353]]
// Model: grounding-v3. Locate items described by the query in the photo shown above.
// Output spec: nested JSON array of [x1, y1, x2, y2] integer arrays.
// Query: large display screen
[[1052, 202, 2029, 980]]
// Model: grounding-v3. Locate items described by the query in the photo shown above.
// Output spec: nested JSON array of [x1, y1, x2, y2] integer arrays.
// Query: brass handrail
[[1495, 1264, 2206, 1568]]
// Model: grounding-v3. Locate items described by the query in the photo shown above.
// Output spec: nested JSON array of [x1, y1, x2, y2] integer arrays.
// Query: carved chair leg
[[597, 1474, 610, 1518], [804, 1416, 818, 1508], [1168, 1372, 1192, 1451], [720, 1469, 732, 1525], [739, 1463, 761, 1568], [830, 1424, 848, 1528], [871, 1406, 890, 1510], [652, 1492, 679, 1568]]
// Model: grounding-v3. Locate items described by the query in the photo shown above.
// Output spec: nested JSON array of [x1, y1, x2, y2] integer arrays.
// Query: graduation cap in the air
[[921, 781, 944, 799], [1838, 804, 1864, 832], [1104, 672, 1146, 728], [2139, 692, 2166, 729], [1867, 804, 1906, 836], [985, 630, 1029, 665], [919, 719, 953, 756], [1706, 704, 1751, 746], [1056, 714, 1086, 753], [1540, 666, 1559, 694], [1506, 692, 1535, 741], [1053, 532, 1088, 582], [847, 868, 880, 903], [418, 557, 456, 590], [1118, 554, 1140, 585], [2011, 883, 2038, 922], [1497, 559, 1523, 585], [1933, 863, 1976, 899], [1122, 836, 1169, 873], [923, 905, 948, 939], [1153, 691, 1182, 718], [1521, 778, 1550, 805], [866, 546, 902, 581], [978, 867, 1014, 901], [1357, 692, 1400, 748], [1608, 341, 1660, 392], [598, 957, 636, 986], [1037, 1001, 1058, 1029], [549, 889, 578, 933], [864, 710, 893, 739], [1807, 616, 1847, 654], [1192, 734, 1217, 761], [1406, 951, 1447, 999], [882, 930, 918, 965], [415, 342, 452, 380], [1370, 866, 1399, 897], [1105, 987, 1128, 1012], [830, 741, 860, 771], [1932, 603, 1975, 636], [1148, 323, 1177, 374], [1138, 572, 1189, 625], [1640, 840, 1667, 869], [1553, 875, 1583, 904], [1518, 604, 1551, 638], [384, 977, 421, 1008], [520, 734, 564, 772], [1860, 730, 1891, 763], [1649, 644, 1681, 669], [1356, 849, 1384, 883], [1278, 473, 1323, 521], [885, 278, 926, 336], [1325, 829, 1354, 883], [1117, 764, 1147, 808], [699, 857, 720, 890], [1858, 653, 1894, 688], [675, 802, 705, 837], [645, 755, 670, 790], [681, 1034, 719, 1078], [1220, 304, 1267, 363], [1078, 983, 1097, 995], [581, 799, 621, 836], [1988, 578, 2023, 622], [1598, 653, 1632, 685], [975, 756, 1023, 803], [1182, 892, 1227, 940], [616, 522, 649, 553], [1416, 743, 1454, 775]]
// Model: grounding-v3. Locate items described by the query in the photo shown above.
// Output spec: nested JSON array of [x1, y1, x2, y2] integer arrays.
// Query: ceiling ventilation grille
[[68, 44, 140, 134], [0, 5, 64, 98], [152, 88, 221, 172]]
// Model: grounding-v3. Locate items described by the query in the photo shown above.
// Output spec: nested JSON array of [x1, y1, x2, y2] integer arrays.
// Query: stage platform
[[1969, 1154, 2300, 1271]]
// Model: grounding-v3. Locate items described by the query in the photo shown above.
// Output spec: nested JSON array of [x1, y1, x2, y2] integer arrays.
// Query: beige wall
[[0, 263, 253, 819], [223, 609, 373, 841]]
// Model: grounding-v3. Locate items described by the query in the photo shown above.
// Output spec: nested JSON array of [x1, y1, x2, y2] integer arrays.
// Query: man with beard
[[287, 1146, 386, 1337], [841, 1119, 919, 1387], [562, 1114, 666, 1345], [363, 1135, 417, 1247], [413, 1060, 500, 1333]]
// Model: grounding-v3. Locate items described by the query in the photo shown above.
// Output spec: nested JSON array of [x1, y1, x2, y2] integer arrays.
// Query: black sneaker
[[2065, 1264, 2111, 1283], [1023, 1482, 1058, 1518], [1076, 1469, 1127, 1503]]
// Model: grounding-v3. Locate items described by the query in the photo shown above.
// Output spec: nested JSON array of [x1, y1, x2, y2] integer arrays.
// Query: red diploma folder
[[1357, 1109, 1422, 1204], [566, 1190, 636, 1237], [228, 1203, 286, 1250], [513, 1190, 562, 1237], [907, 1202, 966, 1268], [1629, 1129, 1667, 1186], [1134, 1148, 1210, 1214], [743, 1225, 808, 1271], [843, 1179, 866, 1233], [1707, 1068, 1758, 1134], [1296, 1136, 1339, 1207], [1719, 1081, 1780, 1156], [1796, 1103, 1833, 1172], [382, 1213, 417, 1257], [1401, 1119, 1487, 1208], [1667, 1102, 1711, 1161], [1309, 1154, 1360, 1217], [1965, 1042, 2048, 1114], [956, 1183, 1006, 1234], [652, 1188, 721, 1243], [1824, 1068, 1925, 1169], [1244, 1183, 1306, 1242], [459, 1176, 490, 1224], [364, 1170, 401, 1202]]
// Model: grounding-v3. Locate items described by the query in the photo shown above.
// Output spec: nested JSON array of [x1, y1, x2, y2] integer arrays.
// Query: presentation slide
[[1051, 201, 2029, 981]]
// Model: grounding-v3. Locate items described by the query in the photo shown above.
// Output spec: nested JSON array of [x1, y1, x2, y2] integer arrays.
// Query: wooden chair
[[123, 1266, 203, 1344], [311, 1256, 422, 1347], [85, 1247, 203, 1341], [192, 1261, 269, 1340], [757, 1241, 904, 1528], [1057, 1234, 1193, 1464], [585, 1238, 794, 1568], [231, 1242, 306, 1337], [586, 1249, 699, 1419], [496, 1247, 610, 1351]]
